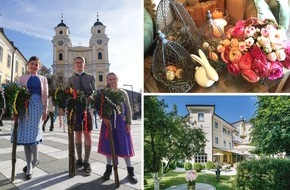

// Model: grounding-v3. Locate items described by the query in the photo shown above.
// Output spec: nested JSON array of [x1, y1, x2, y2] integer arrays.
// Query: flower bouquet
[[186, 170, 198, 190], [2, 82, 30, 181], [217, 17, 290, 83]]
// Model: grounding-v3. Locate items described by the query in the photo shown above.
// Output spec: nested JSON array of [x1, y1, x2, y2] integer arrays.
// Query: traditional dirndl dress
[[98, 101, 135, 158], [11, 76, 43, 145]]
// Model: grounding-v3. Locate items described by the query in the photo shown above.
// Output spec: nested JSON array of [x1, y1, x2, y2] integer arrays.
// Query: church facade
[[51, 16, 110, 88]]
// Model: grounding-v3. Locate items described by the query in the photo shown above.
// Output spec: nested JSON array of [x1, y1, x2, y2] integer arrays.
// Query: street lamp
[[123, 84, 137, 120]]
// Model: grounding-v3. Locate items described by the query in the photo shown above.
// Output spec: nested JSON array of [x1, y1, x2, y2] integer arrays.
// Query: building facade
[[51, 16, 110, 88], [186, 105, 253, 164], [0, 28, 27, 84]]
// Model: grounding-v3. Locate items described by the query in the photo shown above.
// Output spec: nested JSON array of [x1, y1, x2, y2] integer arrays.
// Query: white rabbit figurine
[[190, 49, 219, 88]]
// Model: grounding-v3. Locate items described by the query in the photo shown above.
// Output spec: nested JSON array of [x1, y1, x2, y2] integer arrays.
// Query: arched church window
[[98, 52, 102, 60], [59, 53, 63, 60]]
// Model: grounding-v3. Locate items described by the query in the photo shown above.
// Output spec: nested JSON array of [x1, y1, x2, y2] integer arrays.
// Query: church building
[[51, 15, 110, 88]]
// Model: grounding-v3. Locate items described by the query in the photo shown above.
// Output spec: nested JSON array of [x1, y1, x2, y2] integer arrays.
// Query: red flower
[[239, 52, 253, 70], [250, 46, 266, 62], [241, 70, 260, 83], [251, 59, 270, 78], [227, 63, 240, 75]]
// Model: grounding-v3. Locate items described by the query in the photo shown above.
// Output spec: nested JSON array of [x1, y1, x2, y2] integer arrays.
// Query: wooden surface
[[144, 55, 289, 93]]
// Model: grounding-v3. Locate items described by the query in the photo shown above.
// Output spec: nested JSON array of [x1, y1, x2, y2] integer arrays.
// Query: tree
[[250, 96, 290, 158], [144, 96, 207, 190], [38, 65, 52, 79]]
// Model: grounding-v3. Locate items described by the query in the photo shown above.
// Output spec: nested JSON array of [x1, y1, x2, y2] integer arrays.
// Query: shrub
[[206, 161, 216, 170], [184, 162, 192, 170], [176, 160, 185, 168], [237, 158, 290, 190], [193, 163, 203, 172], [168, 161, 176, 170]]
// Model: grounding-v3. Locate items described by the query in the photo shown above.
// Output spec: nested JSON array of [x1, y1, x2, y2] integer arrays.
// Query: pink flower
[[251, 59, 270, 78], [230, 21, 245, 39], [241, 70, 260, 83], [239, 52, 253, 70], [267, 52, 277, 61], [245, 37, 254, 47], [250, 46, 266, 61], [244, 26, 255, 37], [268, 61, 283, 80], [260, 28, 269, 36], [239, 42, 247, 51]]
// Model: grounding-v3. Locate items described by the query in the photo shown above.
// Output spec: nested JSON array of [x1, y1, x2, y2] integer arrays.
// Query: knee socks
[[125, 157, 132, 167], [84, 144, 91, 162], [75, 143, 82, 161]]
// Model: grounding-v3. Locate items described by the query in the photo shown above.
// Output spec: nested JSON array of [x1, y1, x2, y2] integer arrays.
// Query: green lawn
[[144, 170, 237, 190]]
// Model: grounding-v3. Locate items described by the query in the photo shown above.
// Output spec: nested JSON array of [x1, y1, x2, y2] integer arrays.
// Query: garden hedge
[[237, 158, 290, 190]]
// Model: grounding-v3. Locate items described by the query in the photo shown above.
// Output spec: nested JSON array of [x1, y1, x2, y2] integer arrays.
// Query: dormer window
[[198, 113, 204, 122]]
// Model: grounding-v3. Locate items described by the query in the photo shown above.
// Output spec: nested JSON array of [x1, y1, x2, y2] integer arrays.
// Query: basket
[[155, 0, 200, 54], [152, 31, 197, 92]]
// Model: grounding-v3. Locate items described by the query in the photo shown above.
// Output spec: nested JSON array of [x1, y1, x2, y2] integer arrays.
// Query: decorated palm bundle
[[94, 88, 124, 125], [2, 82, 30, 116]]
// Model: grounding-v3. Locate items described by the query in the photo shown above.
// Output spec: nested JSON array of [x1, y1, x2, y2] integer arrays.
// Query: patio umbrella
[[213, 152, 224, 163], [213, 152, 224, 156]]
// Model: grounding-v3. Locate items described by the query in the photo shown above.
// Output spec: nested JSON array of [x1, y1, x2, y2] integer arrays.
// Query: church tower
[[51, 14, 109, 87], [89, 14, 110, 87], [52, 14, 72, 79]]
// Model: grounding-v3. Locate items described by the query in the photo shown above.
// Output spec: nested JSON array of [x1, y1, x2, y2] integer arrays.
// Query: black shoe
[[23, 161, 39, 173], [42, 125, 45, 131], [25, 174, 32, 180], [76, 159, 83, 169], [127, 167, 138, 184], [102, 164, 113, 180], [49, 128, 54, 131], [83, 161, 92, 176]]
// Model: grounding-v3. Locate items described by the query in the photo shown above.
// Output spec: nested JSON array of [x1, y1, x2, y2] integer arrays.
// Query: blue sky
[[157, 95, 258, 123], [0, 0, 142, 92]]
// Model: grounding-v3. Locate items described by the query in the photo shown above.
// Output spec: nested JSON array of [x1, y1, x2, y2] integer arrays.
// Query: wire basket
[[152, 31, 197, 93], [198, 10, 227, 71], [156, 0, 200, 54]]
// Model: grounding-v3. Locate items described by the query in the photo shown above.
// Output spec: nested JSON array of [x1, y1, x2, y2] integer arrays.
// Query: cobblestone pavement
[[0, 116, 142, 190]]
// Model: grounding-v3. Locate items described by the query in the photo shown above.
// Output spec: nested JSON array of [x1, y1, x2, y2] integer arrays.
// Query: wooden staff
[[107, 120, 120, 188], [68, 110, 75, 177], [11, 118, 18, 181]]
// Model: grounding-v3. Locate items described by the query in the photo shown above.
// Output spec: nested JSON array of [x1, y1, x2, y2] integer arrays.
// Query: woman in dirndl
[[98, 72, 137, 183], [11, 56, 48, 180]]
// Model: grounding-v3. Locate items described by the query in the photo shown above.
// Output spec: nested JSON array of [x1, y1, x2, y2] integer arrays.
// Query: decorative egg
[[202, 42, 209, 49], [167, 35, 176, 41], [175, 68, 184, 79], [209, 51, 219, 62], [166, 70, 175, 81], [166, 65, 177, 72]]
